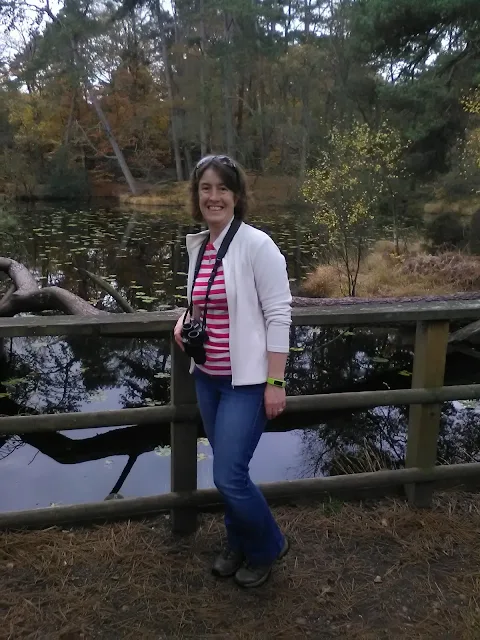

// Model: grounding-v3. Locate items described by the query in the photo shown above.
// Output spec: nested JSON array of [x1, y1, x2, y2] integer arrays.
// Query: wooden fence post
[[170, 339, 198, 533], [405, 320, 449, 507]]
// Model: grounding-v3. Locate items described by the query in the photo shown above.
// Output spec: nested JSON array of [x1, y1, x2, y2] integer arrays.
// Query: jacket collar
[[186, 216, 236, 253], [185, 228, 208, 253]]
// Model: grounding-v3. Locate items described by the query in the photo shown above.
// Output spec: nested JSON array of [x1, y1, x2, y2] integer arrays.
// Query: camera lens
[[188, 329, 200, 340], [183, 322, 194, 331]]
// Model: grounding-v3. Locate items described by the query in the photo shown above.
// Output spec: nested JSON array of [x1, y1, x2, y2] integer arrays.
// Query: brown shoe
[[234, 537, 290, 588], [212, 548, 244, 577]]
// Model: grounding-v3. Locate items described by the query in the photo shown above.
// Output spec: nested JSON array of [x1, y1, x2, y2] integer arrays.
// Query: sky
[[1, 1, 59, 65]]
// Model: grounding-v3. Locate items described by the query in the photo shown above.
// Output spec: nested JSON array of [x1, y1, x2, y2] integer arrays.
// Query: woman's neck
[[208, 217, 233, 243]]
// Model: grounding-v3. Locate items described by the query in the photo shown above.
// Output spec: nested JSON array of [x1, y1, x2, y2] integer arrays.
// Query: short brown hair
[[189, 155, 249, 223]]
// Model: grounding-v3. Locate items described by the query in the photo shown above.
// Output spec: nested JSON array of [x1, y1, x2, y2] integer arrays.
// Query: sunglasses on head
[[194, 155, 237, 176]]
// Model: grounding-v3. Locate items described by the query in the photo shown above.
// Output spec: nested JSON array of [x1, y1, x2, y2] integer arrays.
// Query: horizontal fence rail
[[2, 301, 480, 531], [1, 383, 480, 435], [1, 462, 480, 530], [0, 299, 479, 338]]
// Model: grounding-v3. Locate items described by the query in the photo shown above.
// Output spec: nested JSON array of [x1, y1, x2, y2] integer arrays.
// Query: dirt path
[[2, 493, 480, 639]]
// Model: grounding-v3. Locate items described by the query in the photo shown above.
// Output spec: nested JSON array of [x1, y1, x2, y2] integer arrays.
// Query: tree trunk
[[285, 0, 292, 47], [63, 89, 77, 146], [256, 77, 267, 172], [236, 71, 245, 141], [299, 5, 312, 180], [299, 120, 309, 180], [303, 0, 311, 37], [184, 146, 193, 177], [89, 92, 138, 195], [223, 12, 235, 156], [153, 0, 184, 181], [199, 0, 208, 158]]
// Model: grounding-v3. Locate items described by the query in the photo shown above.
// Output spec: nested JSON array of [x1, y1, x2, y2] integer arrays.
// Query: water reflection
[[294, 401, 480, 480]]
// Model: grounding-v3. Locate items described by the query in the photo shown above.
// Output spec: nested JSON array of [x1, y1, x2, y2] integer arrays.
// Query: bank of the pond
[[6, 174, 480, 222], [3, 492, 480, 639], [301, 242, 480, 298], [1, 174, 305, 208], [117, 174, 304, 208]]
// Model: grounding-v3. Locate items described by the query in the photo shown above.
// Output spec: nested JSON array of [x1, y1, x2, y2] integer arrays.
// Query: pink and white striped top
[[191, 242, 231, 376]]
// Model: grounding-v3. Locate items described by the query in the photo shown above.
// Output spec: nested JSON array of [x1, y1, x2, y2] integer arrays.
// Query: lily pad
[[154, 445, 171, 457]]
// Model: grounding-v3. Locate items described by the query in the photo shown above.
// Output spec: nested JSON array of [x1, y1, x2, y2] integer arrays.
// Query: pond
[[0, 202, 479, 512]]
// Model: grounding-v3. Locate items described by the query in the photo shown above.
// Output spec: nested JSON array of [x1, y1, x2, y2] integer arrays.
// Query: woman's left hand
[[264, 384, 286, 420]]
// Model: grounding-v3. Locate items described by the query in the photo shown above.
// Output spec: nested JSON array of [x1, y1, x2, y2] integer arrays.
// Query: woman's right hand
[[173, 313, 185, 351]]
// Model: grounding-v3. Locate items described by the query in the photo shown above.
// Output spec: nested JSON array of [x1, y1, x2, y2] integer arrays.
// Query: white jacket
[[186, 219, 292, 386]]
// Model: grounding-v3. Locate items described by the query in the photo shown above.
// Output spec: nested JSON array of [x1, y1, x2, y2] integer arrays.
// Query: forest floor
[[2, 492, 480, 639]]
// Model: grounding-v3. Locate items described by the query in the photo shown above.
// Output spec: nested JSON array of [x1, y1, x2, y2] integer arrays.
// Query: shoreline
[[2, 176, 480, 217], [0, 174, 304, 208]]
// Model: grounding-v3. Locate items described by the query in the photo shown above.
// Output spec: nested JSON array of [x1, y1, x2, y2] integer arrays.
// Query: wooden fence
[[2, 299, 480, 532]]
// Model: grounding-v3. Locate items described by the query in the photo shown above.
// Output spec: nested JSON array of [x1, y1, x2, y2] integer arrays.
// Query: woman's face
[[198, 167, 236, 227]]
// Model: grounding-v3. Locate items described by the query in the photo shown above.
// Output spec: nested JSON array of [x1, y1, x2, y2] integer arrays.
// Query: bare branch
[[0, 284, 16, 307], [76, 267, 134, 313], [0, 257, 107, 317]]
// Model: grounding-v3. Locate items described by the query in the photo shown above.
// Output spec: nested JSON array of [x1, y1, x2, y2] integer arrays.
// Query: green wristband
[[267, 377, 286, 388]]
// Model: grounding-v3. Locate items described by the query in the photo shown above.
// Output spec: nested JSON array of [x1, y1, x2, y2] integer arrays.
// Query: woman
[[174, 154, 292, 588]]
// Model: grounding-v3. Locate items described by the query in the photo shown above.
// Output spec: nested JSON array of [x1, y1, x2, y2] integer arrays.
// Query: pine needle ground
[[2, 493, 480, 639]]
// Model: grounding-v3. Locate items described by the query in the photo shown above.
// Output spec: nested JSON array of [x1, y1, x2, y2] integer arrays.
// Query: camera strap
[[185, 218, 242, 327]]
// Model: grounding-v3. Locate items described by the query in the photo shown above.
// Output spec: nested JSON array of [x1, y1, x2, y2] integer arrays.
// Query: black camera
[[181, 319, 207, 364]]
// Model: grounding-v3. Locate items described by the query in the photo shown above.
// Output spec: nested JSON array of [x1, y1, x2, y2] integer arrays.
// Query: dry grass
[[301, 264, 341, 298], [119, 182, 189, 207], [424, 196, 480, 217], [3, 494, 480, 639], [247, 174, 300, 204], [301, 242, 480, 298]]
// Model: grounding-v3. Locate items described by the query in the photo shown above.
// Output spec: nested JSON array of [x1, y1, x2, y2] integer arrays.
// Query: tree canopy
[[0, 0, 479, 198]]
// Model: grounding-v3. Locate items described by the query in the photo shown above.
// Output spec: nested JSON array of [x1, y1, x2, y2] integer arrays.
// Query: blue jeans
[[193, 367, 285, 565]]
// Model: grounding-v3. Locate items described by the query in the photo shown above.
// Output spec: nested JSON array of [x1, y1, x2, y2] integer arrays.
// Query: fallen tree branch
[[0, 258, 106, 317], [0, 285, 16, 308], [0, 258, 38, 295], [0, 286, 108, 317], [449, 319, 480, 345], [76, 267, 134, 313]]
